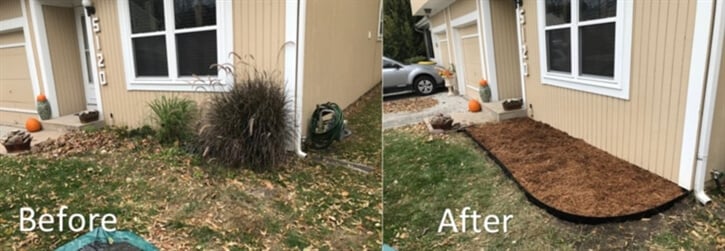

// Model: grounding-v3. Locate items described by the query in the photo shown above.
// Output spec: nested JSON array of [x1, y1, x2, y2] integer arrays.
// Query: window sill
[[126, 78, 230, 92], [541, 74, 629, 100]]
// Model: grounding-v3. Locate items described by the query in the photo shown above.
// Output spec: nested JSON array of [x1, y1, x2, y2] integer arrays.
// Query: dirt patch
[[466, 118, 685, 219], [383, 97, 438, 114]]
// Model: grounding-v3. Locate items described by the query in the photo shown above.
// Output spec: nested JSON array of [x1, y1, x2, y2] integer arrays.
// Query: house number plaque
[[91, 16, 107, 86]]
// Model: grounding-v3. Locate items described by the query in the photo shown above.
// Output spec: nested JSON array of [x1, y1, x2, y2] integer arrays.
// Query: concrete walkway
[[0, 125, 65, 155], [383, 92, 495, 129]]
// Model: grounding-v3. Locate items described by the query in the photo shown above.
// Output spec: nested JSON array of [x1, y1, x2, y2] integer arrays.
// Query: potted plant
[[438, 63, 457, 96]]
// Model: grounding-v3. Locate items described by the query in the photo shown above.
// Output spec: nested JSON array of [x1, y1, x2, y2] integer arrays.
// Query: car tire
[[413, 75, 435, 95]]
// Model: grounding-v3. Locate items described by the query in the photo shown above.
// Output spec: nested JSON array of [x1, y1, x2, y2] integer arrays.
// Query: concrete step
[[40, 114, 105, 132], [481, 99, 528, 121]]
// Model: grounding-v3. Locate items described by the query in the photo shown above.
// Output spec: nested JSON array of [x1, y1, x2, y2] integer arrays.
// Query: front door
[[75, 7, 96, 109]]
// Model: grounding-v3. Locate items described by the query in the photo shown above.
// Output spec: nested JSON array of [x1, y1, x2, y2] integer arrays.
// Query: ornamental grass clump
[[148, 96, 198, 144], [196, 54, 293, 171]]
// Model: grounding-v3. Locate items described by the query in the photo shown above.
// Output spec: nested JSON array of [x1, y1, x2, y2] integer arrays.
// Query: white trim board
[[283, 0, 298, 150], [479, 0, 499, 101], [29, 0, 60, 117], [20, 0, 41, 106], [431, 23, 446, 34], [679, 0, 720, 190], [0, 42, 24, 49], [0, 107, 38, 114], [450, 11, 478, 28], [0, 17, 23, 33]]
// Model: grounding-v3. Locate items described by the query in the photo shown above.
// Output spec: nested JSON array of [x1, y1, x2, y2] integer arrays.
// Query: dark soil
[[466, 118, 685, 218]]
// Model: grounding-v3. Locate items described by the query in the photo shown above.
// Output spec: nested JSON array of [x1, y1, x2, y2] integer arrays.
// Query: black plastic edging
[[462, 130, 689, 224]]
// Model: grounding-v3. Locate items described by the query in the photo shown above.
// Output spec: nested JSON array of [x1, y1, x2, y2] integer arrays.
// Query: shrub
[[404, 56, 429, 65], [197, 65, 292, 171], [148, 96, 198, 144]]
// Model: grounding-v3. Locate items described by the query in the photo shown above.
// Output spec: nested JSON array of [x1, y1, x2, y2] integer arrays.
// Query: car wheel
[[413, 75, 435, 95]]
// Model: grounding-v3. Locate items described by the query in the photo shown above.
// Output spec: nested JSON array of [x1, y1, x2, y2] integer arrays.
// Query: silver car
[[382, 57, 445, 95]]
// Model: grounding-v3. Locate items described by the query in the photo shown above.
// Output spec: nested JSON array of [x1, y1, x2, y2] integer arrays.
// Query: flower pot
[[479, 85, 491, 103], [76, 110, 99, 123], [37, 101, 52, 120], [502, 98, 524, 111]]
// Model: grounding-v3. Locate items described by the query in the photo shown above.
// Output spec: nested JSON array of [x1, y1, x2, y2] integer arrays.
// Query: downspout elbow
[[694, 157, 712, 205], [295, 142, 307, 158]]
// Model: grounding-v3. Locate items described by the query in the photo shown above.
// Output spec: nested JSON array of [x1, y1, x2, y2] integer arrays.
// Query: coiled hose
[[308, 102, 346, 149]]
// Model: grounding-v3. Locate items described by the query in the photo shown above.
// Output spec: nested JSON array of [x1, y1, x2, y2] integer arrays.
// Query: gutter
[[693, 0, 725, 205], [294, 0, 308, 158]]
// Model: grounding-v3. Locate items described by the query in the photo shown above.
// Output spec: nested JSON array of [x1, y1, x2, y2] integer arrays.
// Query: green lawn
[[383, 125, 725, 250], [307, 84, 382, 168], [0, 86, 382, 250]]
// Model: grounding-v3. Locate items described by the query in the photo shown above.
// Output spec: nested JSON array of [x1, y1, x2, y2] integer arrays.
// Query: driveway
[[383, 92, 495, 129]]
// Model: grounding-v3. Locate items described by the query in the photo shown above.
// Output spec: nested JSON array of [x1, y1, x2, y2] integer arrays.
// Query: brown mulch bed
[[383, 97, 438, 113], [466, 118, 685, 219]]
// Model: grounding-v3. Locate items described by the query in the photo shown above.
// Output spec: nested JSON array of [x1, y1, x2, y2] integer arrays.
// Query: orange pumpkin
[[25, 118, 42, 132], [36, 94, 47, 102], [479, 79, 488, 87], [468, 99, 481, 112]]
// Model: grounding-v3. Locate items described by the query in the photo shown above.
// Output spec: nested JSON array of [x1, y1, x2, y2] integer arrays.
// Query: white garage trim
[[461, 33, 478, 39], [0, 17, 23, 33], [0, 42, 24, 49], [0, 107, 38, 114], [29, 0, 60, 118], [20, 0, 40, 102], [479, 0, 499, 101]]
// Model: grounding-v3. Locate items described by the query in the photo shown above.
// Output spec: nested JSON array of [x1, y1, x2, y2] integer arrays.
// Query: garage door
[[0, 30, 35, 124], [458, 25, 484, 101]]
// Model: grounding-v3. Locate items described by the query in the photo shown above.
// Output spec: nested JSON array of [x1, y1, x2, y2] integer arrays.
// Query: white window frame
[[536, 0, 633, 99], [118, 0, 233, 91]]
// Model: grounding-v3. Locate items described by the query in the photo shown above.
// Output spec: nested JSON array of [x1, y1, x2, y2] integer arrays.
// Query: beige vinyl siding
[[430, 10, 446, 27], [92, 0, 285, 127], [522, 0, 697, 183], [449, 0, 476, 19], [707, 44, 725, 186], [0, 0, 22, 20], [302, 0, 382, 133], [43, 5, 85, 116], [233, 0, 286, 73], [489, 0, 521, 100]]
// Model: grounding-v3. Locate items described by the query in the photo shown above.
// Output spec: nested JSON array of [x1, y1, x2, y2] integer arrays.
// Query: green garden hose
[[308, 102, 347, 149]]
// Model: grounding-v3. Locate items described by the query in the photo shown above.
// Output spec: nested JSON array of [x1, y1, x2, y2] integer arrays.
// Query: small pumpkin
[[36, 94, 47, 102], [479, 79, 488, 87], [468, 99, 481, 112], [25, 118, 42, 132]]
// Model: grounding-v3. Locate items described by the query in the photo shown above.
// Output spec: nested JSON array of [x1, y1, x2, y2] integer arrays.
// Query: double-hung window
[[537, 0, 633, 99], [119, 0, 232, 91]]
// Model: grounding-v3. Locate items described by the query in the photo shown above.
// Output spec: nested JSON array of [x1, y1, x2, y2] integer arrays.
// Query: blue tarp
[[55, 228, 158, 251]]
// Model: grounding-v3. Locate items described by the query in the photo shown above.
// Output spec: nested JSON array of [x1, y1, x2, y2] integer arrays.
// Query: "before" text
[[19, 206, 117, 232]]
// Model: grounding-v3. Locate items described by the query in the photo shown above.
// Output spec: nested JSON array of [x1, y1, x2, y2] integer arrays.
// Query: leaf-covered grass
[[0, 129, 380, 250], [383, 125, 725, 250], [309, 84, 382, 168]]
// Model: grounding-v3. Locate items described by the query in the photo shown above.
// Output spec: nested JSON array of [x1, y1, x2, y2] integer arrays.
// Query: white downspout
[[694, 0, 725, 205], [294, 0, 307, 158], [515, 4, 527, 104]]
